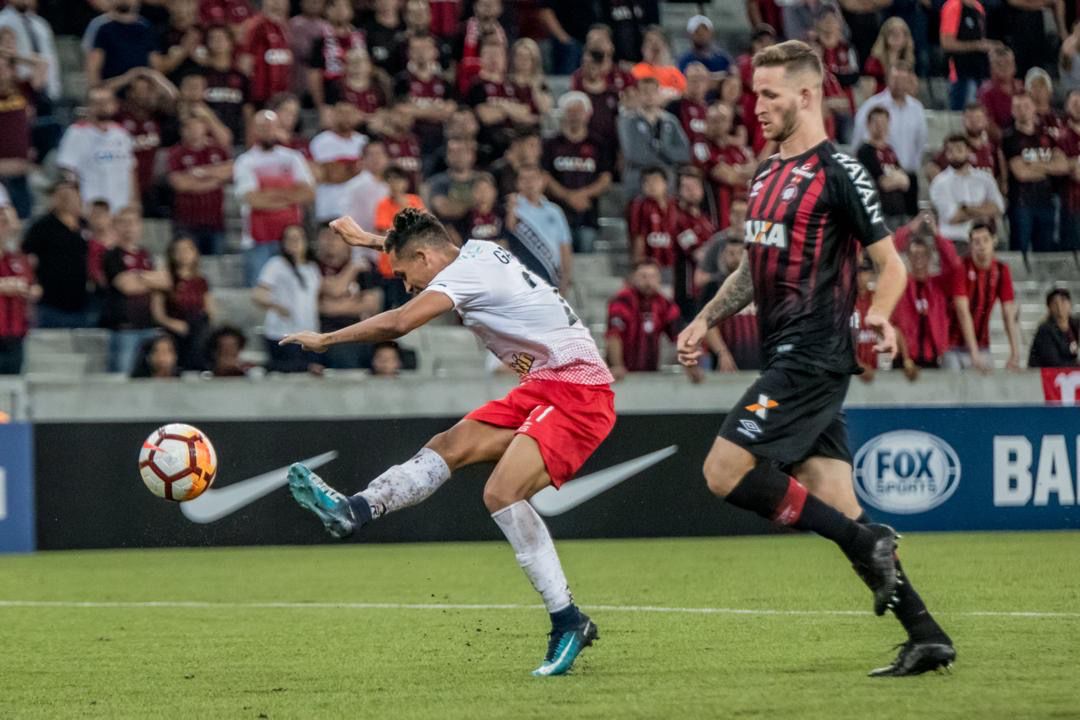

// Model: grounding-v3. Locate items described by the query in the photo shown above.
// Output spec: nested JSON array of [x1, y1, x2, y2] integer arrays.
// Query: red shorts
[[465, 380, 616, 488]]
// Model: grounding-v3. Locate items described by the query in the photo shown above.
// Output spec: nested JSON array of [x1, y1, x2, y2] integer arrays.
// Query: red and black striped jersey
[[744, 141, 891, 373]]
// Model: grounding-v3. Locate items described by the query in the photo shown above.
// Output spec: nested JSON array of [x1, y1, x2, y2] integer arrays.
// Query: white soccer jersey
[[56, 121, 135, 212], [425, 240, 613, 385], [309, 130, 367, 222]]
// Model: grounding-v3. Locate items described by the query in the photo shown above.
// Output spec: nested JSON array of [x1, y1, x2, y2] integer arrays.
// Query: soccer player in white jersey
[[280, 208, 615, 677]]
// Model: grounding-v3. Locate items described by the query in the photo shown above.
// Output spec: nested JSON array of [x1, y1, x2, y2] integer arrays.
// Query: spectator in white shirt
[[253, 224, 323, 373], [851, 63, 927, 214], [341, 139, 390, 267], [56, 86, 137, 213], [0, 0, 60, 100], [507, 164, 573, 295], [929, 134, 1005, 248], [309, 98, 368, 223], [233, 110, 316, 286]]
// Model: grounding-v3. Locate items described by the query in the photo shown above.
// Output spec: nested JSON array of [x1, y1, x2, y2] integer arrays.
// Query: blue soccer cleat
[[532, 614, 598, 677], [287, 463, 357, 539]]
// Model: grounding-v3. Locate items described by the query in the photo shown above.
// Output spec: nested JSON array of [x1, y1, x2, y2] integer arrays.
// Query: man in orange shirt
[[373, 166, 425, 308]]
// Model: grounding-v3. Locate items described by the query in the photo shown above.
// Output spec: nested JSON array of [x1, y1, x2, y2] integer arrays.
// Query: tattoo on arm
[[701, 255, 754, 328]]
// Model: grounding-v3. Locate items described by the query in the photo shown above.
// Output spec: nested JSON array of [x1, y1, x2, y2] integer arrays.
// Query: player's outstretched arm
[[676, 255, 753, 367], [279, 291, 455, 352], [329, 216, 387, 250], [864, 237, 907, 358]]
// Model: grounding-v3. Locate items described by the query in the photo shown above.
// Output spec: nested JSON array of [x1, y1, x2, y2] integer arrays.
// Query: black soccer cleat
[[869, 639, 957, 677], [850, 523, 900, 616]]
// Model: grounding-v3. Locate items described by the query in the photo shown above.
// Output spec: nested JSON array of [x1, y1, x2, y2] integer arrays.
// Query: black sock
[[792, 493, 871, 558], [550, 604, 582, 632], [854, 511, 947, 642], [346, 495, 373, 525]]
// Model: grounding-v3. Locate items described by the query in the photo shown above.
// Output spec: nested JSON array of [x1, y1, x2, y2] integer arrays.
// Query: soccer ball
[[139, 423, 218, 502]]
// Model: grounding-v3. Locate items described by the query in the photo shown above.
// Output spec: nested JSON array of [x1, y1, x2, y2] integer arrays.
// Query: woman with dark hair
[[130, 333, 180, 379], [151, 235, 216, 371], [205, 325, 255, 377], [1028, 288, 1080, 368], [252, 224, 322, 373]]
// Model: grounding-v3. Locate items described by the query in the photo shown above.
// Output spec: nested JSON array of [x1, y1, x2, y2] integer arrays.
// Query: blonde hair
[[870, 18, 915, 73], [752, 39, 823, 76], [510, 38, 544, 87]]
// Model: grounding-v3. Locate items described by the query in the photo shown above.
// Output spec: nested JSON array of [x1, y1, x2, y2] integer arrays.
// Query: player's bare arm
[[864, 237, 907, 358], [329, 216, 387, 249], [279, 291, 453, 352], [677, 255, 753, 367]]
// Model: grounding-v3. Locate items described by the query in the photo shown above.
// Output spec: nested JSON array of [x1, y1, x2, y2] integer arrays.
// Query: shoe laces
[[544, 629, 570, 663]]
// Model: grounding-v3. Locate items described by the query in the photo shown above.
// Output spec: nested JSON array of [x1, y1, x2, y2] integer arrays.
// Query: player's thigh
[[793, 456, 862, 519], [703, 436, 757, 497], [425, 419, 516, 470], [482, 433, 552, 512]]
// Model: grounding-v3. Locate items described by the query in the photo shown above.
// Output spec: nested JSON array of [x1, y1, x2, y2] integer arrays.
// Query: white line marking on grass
[[0, 600, 1077, 619]]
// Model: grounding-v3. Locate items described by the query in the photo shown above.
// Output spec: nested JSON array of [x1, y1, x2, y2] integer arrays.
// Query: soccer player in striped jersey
[[677, 40, 956, 676], [280, 209, 613, 676]]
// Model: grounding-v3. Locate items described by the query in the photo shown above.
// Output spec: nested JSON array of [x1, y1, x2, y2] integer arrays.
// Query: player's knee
[[703, 452, 753, 498], [482, 482, 521, 513], [425, 431, 463, 468]]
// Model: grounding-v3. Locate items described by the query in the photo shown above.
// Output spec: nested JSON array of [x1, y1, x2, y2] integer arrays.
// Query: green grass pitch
[[1, 532, 1078, 719]]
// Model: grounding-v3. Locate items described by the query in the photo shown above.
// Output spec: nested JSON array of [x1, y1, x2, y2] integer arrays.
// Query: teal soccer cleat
[[532, 614, 598, 677], [287, 463, 357, 539]]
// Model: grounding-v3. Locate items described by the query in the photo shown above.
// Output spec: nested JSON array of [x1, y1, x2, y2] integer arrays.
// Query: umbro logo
[[736, 419, 763, 440]]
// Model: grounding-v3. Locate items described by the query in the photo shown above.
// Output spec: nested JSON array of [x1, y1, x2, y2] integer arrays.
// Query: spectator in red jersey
[[736, 23, 777, 92], [1057, 89, 1080, 251], [308, 0, 367, 121], [945, 222, 1021, 372], [861, 17, 915, 97], [130, 333, 180, 378], [618, 76, 690, 203], [424, 137, 478, 227], [1003, 92, 1069, 254], [373, 100, 422, 190], [939, 0, 994, 111], [309, 99, 366, 223], [464, 172, 505, 243], [85, 200, 116, 300], [315, 223, 381, 369], [200, 0, 253, 37], [205, 325, 254, 377], [977, 46, 1023, 135], [364, 0, 404, 76], [671, 62, 711, 164], [0, 54, 38, 220], [928, 134, 1004, 248], [467, 37, 539, 164], [167, 115, 232, 255], [173, 73, 234, 150], [150, 234, 216, 370], [853, 255, 881, 382], [606, 259, 697, 381], [198, 24, 250, 144], [627, 166, 680, 268], [268, 92, 310, 156], [429, 0, 463, 41], [891, 211, 964, 375], [672, 167, 715, 319], [455, 0, 506, 96], [110, 68, 177, 216], [571, 26, 636, 149], [490, 128, 542, 200], [543, 91, 613, 254], [395, 34, 455, 168], [233, 109, 316, 286], [701, 102, 754, 229], [288, 0, 329, 98], [509, 38, 553, 117], [0, 204, 39, 374], [926, 103, 1003, 185], [329, 47, 388, 133], [87, 0, 162, 88], [632, 26, 686, 102], [153, 0, 202, 80], [814, 5, 857, 142], [102, 206, 171, 374], [21, 180, 92, 328], [856, 106, 912, 229], [1028, 287, 1080, 368], [239, 0, 292, 108]]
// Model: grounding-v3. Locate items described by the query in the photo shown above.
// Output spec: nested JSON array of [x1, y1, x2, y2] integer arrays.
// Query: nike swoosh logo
[[529, 445, 678, 517], [180, 451, 339, 524]]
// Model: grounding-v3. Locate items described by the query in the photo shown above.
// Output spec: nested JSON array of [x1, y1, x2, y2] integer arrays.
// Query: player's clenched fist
[[330, 216, 384, 249], [279, 331, 330, 353], [677, 317, 709, 367]]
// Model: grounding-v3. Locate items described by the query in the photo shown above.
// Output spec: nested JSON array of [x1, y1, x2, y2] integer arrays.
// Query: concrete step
[[25, 352, 89, 377], [201, 254, 245, 289]]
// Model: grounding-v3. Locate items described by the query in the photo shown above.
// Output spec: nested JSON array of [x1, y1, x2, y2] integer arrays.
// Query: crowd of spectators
[[0, 0, 1076, 380]]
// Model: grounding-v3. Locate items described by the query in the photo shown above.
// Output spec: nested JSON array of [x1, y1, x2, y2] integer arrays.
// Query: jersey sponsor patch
[[832, 152, 884, 226], [744, 220, 788, 248]]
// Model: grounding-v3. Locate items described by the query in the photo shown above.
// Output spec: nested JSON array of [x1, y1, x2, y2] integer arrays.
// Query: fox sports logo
[[853, 431, 961, 514]]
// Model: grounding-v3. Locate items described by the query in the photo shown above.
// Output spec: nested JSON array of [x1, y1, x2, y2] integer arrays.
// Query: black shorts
[[718, 364, 853, 469]]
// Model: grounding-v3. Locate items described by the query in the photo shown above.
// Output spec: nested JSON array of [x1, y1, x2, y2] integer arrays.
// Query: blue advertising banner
[[847, 406, 1080, 532], [0, 423, 34, 553]]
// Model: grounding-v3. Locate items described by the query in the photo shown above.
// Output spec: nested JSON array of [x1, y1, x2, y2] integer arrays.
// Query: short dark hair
[[868, 106, 890, 122], [384, 208, 452, 255], [944, 133, 970, 148], [1046, 287, 1072, 306], [632, 258, 661, 273], [384, 165, 410, 182], [963, 101, 986, 114], [641, 166, 668, 183], [970, 221, 995, 238], [752, 39, 822, 77]]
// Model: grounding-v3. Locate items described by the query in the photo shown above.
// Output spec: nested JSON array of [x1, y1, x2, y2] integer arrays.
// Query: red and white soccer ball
[[139, 423, 218, 502]]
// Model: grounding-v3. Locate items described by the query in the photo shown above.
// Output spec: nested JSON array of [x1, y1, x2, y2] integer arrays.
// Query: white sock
[[491, 500, 572, 613], [356, 448, 451, 519]]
